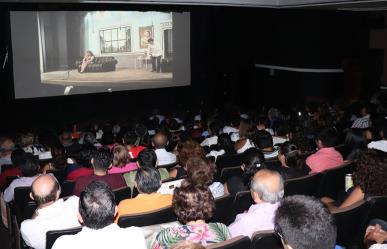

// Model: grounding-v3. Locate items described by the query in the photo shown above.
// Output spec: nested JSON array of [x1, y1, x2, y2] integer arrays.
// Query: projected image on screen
[[38, 11, 173, 89]]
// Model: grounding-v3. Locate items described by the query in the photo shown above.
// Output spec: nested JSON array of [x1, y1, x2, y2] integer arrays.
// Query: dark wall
[[0, 4, 374, 131]]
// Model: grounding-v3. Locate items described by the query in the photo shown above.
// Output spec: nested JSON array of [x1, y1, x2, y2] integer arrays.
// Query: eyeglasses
[[274, 223, 286, 243]]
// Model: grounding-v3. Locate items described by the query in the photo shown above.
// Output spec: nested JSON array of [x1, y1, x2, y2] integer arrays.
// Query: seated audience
[[222, 115, 240, 135], [225, 148, 265, 195], [277, 142, 307, 180], [368, 122, 387, 153], [233, 119, 254, 153], [0, 149, 24, 188], [4, 153, 40, 202], [108, 144, 137, 174], [65, 145, 95, 181], [351, 104, 371, 129], [124, 148, 170, 190], [365, 219, 387, 249], [272, 122, 290, 146], [185, 157, 224, 198], [123, 131, 145, 158], [306, 128, 344, 173], [52, 181, 146, 249], [274, 195, 337, 249], [19, 133, 44, 155], [116, 166, 172, 222], [321, 150, 387, 211], [0, 138, 15, 169], [72, 148, 126, 196], [153, 132, 177, 166], [251, 130, 279, 159], [152, 183, 231, 248], [228, 169, 284, 238], [200, 121, 221, 147], [206, 133, 236, 159], [169, 140, 206, 179], [21, 174, 79, 249], [343, 129, 367, 161]]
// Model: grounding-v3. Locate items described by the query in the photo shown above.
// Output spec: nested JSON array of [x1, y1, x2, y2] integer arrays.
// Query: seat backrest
[[45, 226, 82, 249], [158, 162, 179, 170], [210, 195, 235, 226], [284, 173, 323, 196], [117, 206, 176, 228], [316, 162, 355, 199], [13, 186, 36, 223], [206, 235, 251, 249], [251, 230, 283, 249], [113, 187, 132, 205], [233, 191, 254, 217], [60, 181, 75, 198], [14, 186, 33, 209], [220, 167, 242, 183], [332, 200, 372, 248], [216, 154, 242, 171]]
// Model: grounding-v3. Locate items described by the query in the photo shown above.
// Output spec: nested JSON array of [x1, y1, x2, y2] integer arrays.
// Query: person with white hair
[[228, 169, 284, 238], [0, 138, 15, 170]]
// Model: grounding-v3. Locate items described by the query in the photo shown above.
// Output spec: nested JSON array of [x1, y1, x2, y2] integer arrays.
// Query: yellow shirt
[[115, 193, 172, 223]]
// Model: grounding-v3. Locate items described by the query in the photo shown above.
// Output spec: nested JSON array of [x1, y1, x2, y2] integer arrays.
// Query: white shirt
[[222, 126, 239, 134], [4, 175, 40, 202], [158, 179, 184, 195], [206, 149, 225, 160], [263, 147, 279, 159], [368, 140, 387, 153], [21, 196, 80, 249], [155, 149, 176, 166], [370, 245, 387, 249], [236, 139, 255, 154], [200, 136, 218, 147], [272, 136, 288, 146], [148, 41, 162, 57], [52, 223, 147, 249]]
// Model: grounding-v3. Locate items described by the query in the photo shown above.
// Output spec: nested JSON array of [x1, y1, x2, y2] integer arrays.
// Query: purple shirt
[[108, 163, 137, 174], [228, 202, 279, 238]]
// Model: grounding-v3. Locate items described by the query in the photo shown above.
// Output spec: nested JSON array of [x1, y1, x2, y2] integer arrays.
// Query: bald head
[[31, 174, 60, 206], [251, 169, 284, 204], [153, 132, 168, 149]]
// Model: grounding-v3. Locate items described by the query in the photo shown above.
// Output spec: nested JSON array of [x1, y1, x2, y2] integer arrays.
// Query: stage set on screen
[[38, 11, 173, 87]]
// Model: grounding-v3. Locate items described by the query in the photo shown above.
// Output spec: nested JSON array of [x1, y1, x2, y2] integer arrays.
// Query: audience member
[[0, 149, 24, 188], [273, 122, 290, 145], [251, 130, 279, 159], [365, 219, 387, 249], [153, 132, 176, 165], [108, 144, 137, 174], [169, 140, 206, 179], [277, 142, 307, 180], [185, 157, 224, 198], [123, 131, 145, 158], [368, 122, 387, 153], [206, 133, 236, 159], [274, 195, 337, 249], [306, 128, 344, 173], [116, 166, 172, 222], [21, 174, 79, 249], [52, 181, 146, 249], [123, 148, 170, 190], [343, 129, 367, 160], [200, 121, 221, 147], [4, 153, 40, 202], [152, 183, 230, 248], [352, 104, 371, 129], [0, 138, 15, 169], [72, 148, 126, 196], [233, 119, 255, 153], [225, 148, 265, 195], [228, 169, 284, 238], [321, 150, 387, 211], [65, 145, 95, 181]]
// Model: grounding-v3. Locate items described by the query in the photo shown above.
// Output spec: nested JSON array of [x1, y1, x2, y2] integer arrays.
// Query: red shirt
[[73, 173, 126, 196], [129, 146, 145, 158], [0, 166, 21, 187], [66, 167, 93, 181], [306, 147, 344, 174]]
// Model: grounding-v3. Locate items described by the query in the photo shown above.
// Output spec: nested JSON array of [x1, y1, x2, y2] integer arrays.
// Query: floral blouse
[[152, 223, 231, 249]]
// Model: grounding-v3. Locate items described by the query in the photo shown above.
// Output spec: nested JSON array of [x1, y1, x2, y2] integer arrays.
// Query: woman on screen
[[79, 50, 95, 73]]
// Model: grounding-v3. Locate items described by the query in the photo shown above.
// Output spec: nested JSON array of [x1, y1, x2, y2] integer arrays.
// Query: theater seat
[[14, 186, 36, 223], [206, 235, 251, 249], [210, 194, 235, 226], [251, 230, 283, 249], [113, 187, 132, 205], [233, 191, 254, 217], [45, 226, 82, 249], [332, 200, 372, 248], [60, 180, 75, 198], [284, 173, 323, 196], [117, 206, 176, 228], [158, 162, 179, 170], [220, 166, 242, 183]]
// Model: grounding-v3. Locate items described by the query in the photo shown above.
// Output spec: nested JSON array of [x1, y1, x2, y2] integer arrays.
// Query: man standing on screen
[[147, 38, 162, 73]]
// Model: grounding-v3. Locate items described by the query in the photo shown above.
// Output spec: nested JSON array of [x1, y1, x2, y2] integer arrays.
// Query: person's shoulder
[[52, 234, 76, 249]]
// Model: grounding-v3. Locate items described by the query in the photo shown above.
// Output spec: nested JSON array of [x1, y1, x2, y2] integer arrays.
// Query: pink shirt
[[228, 202, 279, 238], [306, 147, 344, 174], [108, 163, 138, 174]]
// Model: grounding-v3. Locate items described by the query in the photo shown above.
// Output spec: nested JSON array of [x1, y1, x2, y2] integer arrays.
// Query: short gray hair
[[251, 172, 284, 204]]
